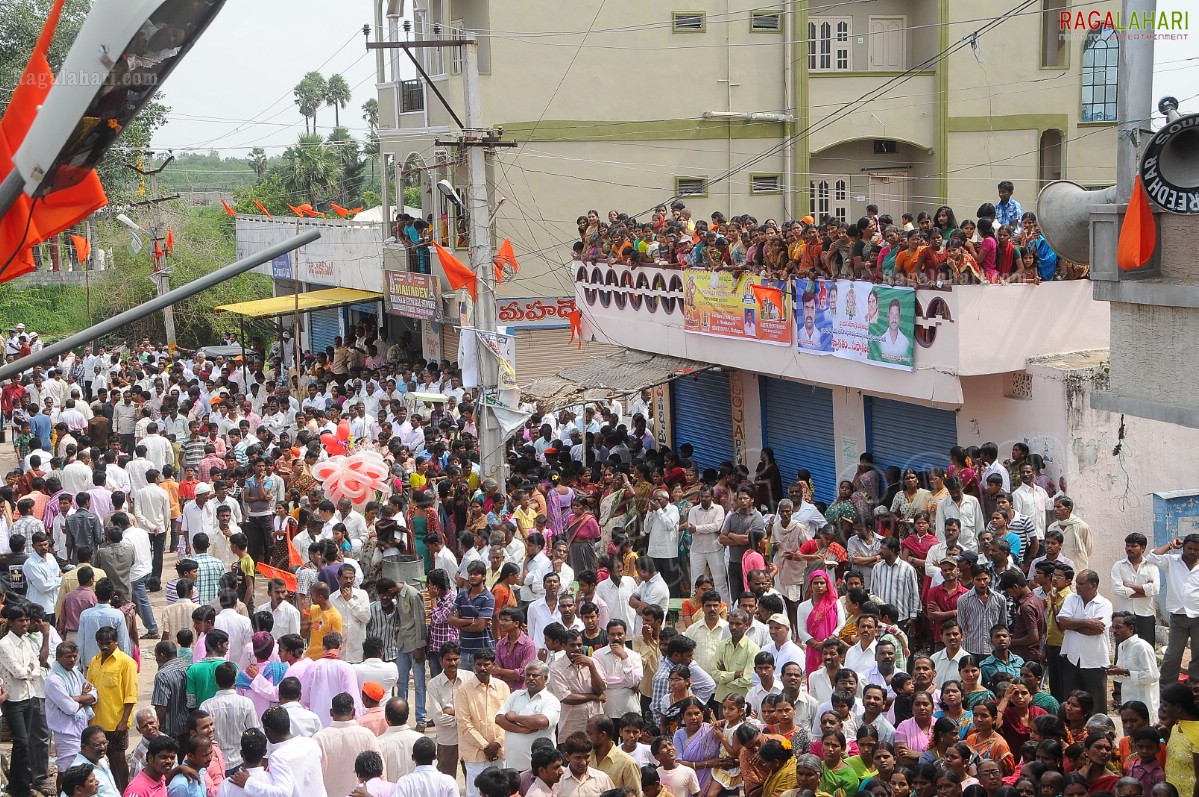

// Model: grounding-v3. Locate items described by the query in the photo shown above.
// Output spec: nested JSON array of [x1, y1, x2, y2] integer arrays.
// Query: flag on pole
[[750, 283, 784, 314], [432, 240, 478, 300], [253, 201, 272, 217], [1117, 174, 1156, 271], [70, 234, 90, 264], [0, 0, 107, 283], [165, 229, 174, 254], [221, 199, 237, 216], [494, 237, 519, 283]]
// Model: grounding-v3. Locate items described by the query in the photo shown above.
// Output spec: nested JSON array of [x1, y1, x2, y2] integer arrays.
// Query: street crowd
[[572, 183, 1092, 285], [0, 319, 1193, 797]]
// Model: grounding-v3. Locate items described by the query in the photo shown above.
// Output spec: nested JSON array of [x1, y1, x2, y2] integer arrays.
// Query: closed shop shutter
[[671, 370, 734, 473], [512, 328, 625, 384], [761, 378, 837, 505], [308, 308, 341, 356], [866, 396, 958, 474], [441, 324, 461, 364]]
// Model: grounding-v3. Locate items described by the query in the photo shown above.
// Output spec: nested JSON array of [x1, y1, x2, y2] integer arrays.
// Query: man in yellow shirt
[[456, 649, 510, 797], [86, 624, 138, 791], [304, 582, 343, 659]]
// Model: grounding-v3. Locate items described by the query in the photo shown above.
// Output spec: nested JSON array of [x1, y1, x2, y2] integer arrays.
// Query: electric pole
[[129, 151, 180, 347]]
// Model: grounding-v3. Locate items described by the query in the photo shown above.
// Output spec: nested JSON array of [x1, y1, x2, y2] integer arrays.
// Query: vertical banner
[[682, 271, 791, 345], [729, 372, 746, 466], [793, 279, 916, 371], [474, 329, 519, 390], [651, 383, 672, 452]]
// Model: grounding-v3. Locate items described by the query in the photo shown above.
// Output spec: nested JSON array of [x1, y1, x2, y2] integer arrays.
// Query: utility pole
[[129, 151, 181, 347]]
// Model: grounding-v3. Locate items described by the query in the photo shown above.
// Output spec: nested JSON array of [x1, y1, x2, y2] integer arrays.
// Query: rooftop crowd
[[571, 182, 1092, 286], [0, 319, 1192, 797]]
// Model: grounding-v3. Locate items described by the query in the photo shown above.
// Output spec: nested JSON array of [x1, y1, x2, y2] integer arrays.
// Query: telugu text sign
[[793, 279, 916, 371], [682, 271, 791, 346]]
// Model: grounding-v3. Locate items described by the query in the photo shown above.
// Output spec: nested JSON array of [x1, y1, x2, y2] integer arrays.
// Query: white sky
[[152, 3, 1199, 156]]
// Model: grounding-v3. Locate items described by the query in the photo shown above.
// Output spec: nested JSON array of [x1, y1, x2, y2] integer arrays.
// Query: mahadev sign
[[793, 279, 916, 371], [385, 271, 439, 320], [682, 271, 791, 345]]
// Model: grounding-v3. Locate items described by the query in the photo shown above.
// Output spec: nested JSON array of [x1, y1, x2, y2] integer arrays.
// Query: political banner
[[682, 271, 791, 345], [793, 279, 916, 371]]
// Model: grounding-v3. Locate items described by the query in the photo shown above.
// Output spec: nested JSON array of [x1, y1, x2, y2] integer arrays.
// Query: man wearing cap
[[756, 612, 804, 685], [357, 682, 389, 735], [180, 483, 216, 556]]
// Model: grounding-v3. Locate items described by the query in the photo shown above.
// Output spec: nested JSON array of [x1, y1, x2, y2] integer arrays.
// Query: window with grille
[[400, 80, 424, 113], [809, 17, 852, 71], [676, 177, 708, 196], [672, 12, 706, 32], [751, 11, 782, 32], [1081, 27, 1117, 122], [751, 175, 782, 194]]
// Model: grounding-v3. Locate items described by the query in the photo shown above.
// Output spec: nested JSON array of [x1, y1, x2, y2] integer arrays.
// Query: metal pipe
[[1117, 0, 1155, 205], [0, 230, 321, 382]]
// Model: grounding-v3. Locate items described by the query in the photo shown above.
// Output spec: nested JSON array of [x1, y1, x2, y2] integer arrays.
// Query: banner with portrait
[[682, 271, 791, 346], [793, 279, 916, 371]]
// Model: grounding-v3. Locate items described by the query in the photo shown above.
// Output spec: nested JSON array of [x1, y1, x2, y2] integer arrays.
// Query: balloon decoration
[[312, 450, 392, 511], [320, 419, 351, 456]]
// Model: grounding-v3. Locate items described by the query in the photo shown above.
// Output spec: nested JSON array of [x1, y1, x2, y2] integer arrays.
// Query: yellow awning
[[215, 288, 383, 319]]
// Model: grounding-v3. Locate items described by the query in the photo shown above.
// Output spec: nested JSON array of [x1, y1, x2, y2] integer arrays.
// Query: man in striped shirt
[[956, 564, 1008, 656], [994, 494, 1039, 565], [871, 537, 921, 628]]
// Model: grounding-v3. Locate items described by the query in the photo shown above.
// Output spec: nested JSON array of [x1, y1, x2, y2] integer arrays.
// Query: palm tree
[[249, 147, 267, 179], [283, 133, 342, 205], [325, 74, 352, 128], [293, 71, 327, 132], [361, 99, 379, 156]]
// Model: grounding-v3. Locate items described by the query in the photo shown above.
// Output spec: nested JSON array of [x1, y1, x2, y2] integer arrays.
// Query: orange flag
[[1117, 174, 1156, 271], [751, 283, 784, 313], [287, 204, 304, 217], [70, 234, 90, 264], [330, 203, 351, 219], [165, 229, 174, 254], [253, 200, 272, 217], [0, 0, 107, 283], [221, 199, 237, 216], [494, 237, 519, 284], [256, 562, 298, 593], [154, 240, 163, 261], [566, 307, 583, 349], [432, 240, 478, 300]]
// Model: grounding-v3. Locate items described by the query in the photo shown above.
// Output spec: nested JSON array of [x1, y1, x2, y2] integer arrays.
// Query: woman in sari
[[659, 665, 696, 737], [547, 472, 575, 539], [563, 496, 601, 575], [891, 469, 933, 523], [754, 448, 783, 511], [1162, 682, 1199, 797], [408, 490, 440, 569], [763, 693, 812, 755], [1074, 734, 1119, 794], [797, 569, 844, 676], [966, 700, 1015, 775], [575, 468, 599, 513], [673, 483, 695, 591], [935, 681, 974, 740], [760, 739, 798, 797], [598, 466, 636, 549], [673, 697, 725, 797], [819, 729, 860, 795], [825, 480, 859, 533], [948, 447, 980, 500], [927, 468, 950, 521]]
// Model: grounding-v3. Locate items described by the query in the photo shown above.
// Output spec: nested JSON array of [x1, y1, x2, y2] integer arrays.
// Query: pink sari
[[804, 570, 839, 676]]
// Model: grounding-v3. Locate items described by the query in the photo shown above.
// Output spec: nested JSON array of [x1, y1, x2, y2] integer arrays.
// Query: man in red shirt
[[122, 735, 179, 797], [1, 376, 26, 443], [926, 556, 969, 644]]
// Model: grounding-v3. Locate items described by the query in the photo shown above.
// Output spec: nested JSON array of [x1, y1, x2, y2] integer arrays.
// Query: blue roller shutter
[[761, 378, 837, 506], [671, 370, 734, 472], [309, 308, 341, 357], [866, 396, 958, 475]]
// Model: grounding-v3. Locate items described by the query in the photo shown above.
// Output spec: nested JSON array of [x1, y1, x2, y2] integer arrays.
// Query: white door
[[809, 174, 851, 223], [867, 173, 911, 222], [869, 16, 907, 71]]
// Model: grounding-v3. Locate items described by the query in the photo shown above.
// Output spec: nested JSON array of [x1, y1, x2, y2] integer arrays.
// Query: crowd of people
[[0, 322, 1193, 797], [571, 182, 1093, 285]]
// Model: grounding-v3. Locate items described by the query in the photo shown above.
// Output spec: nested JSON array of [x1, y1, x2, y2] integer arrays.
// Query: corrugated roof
[[215, 288, 383, 318], [522, 349, 716, 410]]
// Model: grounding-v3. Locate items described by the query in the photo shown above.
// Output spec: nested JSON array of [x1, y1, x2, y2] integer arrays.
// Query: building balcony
[[572, 262, 1109, 405]]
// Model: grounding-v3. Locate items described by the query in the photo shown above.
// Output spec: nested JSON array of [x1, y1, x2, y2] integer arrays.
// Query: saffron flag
[[70, 234, 90, 265], [221, 199, 237, 216], [154, 240, 163, 261], [751, 283, 784, 313], [165, 229, 174, 254], [432, 240, 478, 300], [494, 237, 519, 284], [256, 562, 298, 593], [1117, 174, 1156, 271], [287, 204, 304, 217], [0, 0, 107, 283], [566, 307, 583, 349], [330, 203, 362, 219], [253, 201, 272, 217]]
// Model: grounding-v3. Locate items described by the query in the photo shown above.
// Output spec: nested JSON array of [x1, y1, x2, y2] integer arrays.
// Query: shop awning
[[521, 349, 717, 411], [215, 288, 383, 319]]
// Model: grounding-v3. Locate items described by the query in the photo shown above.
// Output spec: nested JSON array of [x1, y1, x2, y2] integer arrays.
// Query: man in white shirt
[[1145, 534, 1199, 688], [134, 469, 172, 584], [123, 518, 160, 637], [125, 445, 154, 496], [936, 478, 984, 552], [329, 565, 371, 664], [375, 698, 424, 781], [521, 534, 553, 604], [200, 662, 263, 768], [685, 487, 728, 603], [61, 450, 93, 495], [393, 737, 458, 797], [1109, 532, 1160, 646], [333, 499, 370, 554], [628, 558, 670, 636], [232, 706, 326, 797], [215, 591, 255, 670], [979, 443, 1010, 493], [267, 579, 301, 640], [643, 490, 681, 597], [1012, 464, 1051, 540], [591, 622, 643, 719], [595, 556, 636, 633], [495, 661, 561, 771], [1055, 569, 1112, 715], [1109, 610, 1159, 720], [527, 573, 566, 650], [756, 613, 804, 685], [140, 423, 174, 471]]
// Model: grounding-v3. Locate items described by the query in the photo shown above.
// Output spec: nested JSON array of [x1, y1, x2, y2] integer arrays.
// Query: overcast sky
[[152, 3, 1199, 157]]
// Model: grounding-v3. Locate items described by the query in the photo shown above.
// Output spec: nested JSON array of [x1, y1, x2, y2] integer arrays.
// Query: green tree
[[293, 71, 326, 133], [282, 133, 342, 205], [249, 147, 267, 179], [361, 99, 379, 155], [325, 74, 351, 128], [233, 173, 292, 217]]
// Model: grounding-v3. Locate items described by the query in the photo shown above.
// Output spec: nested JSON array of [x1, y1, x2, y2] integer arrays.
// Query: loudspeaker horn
[[1139, 97, 1199, 215], [1035, 181, 1116, 266]]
